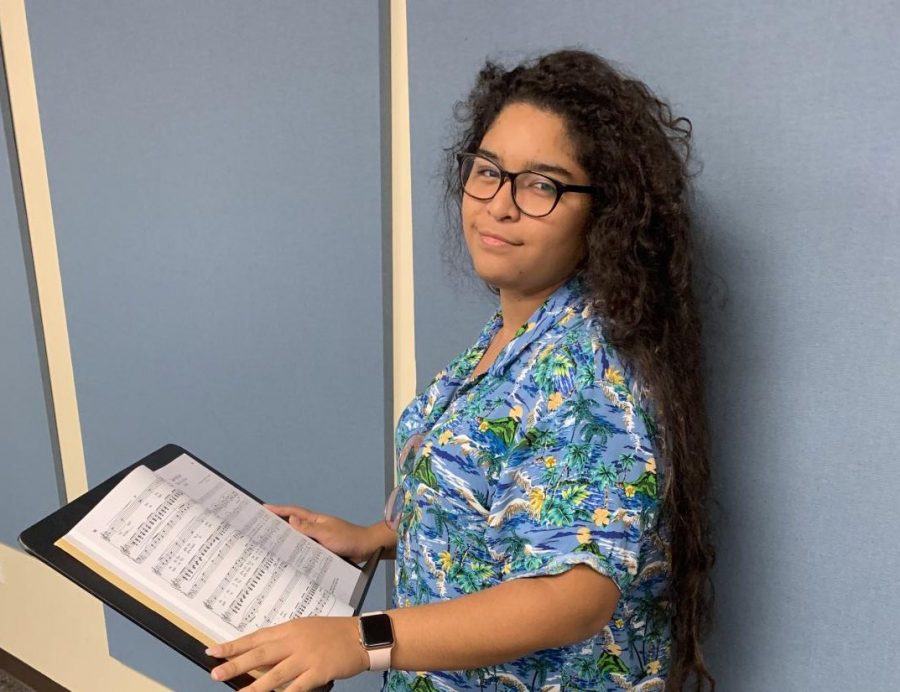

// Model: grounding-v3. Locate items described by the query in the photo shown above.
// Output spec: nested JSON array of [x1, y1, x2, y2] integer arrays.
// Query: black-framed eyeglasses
[[457, 152, 596, 218]]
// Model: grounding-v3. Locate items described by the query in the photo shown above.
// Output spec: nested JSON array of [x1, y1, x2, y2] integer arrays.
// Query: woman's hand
[[263, 504, 392, 563], [207, 616, 368, 692]]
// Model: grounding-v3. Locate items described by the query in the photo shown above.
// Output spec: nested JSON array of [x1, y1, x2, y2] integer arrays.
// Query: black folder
[[19, 443, 382, 690]]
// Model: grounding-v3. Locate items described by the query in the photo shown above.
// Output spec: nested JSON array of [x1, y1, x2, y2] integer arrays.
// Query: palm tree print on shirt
[[385, 275, 671, 691]]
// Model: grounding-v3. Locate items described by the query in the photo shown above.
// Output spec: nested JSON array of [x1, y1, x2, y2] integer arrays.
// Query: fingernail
[[205, 646, 218, 656], [211, 669, 222, 681]]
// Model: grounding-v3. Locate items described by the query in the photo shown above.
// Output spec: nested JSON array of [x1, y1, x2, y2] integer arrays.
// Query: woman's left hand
[[206, 616, 369, 691]]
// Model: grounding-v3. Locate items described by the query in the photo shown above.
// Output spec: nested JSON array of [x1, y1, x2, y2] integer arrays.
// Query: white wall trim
[[390, 0, 416, 432]]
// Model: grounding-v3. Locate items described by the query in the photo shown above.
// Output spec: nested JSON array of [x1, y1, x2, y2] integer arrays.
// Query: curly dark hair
[[443, 50, 716, 690]]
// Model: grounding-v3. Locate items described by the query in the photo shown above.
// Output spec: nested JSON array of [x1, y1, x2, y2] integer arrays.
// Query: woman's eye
[[531, 180, 557, 195], [476, 166, 500, 178]]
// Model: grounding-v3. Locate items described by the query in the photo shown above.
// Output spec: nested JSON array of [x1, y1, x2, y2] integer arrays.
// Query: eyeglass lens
[[459, 154, 560, 217]]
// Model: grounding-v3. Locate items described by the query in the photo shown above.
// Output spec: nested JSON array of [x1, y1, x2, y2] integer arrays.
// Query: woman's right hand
[[263, 503, 395, 563]]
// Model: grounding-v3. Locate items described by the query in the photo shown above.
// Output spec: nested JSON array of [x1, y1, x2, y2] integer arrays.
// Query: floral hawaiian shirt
[[385, 275, 672, 691]]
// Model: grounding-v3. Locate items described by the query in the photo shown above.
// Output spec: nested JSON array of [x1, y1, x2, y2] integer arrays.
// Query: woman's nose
[[486, 177, 520, 220]]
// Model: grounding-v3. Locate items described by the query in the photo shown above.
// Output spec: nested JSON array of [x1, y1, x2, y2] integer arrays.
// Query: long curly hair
[[443, 50, 716, 690]]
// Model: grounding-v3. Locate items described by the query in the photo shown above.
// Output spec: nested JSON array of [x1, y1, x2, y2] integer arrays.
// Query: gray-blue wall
[[16, 2, 388, 690], [0, 32, 60, 552], [4, 2, 898, 690], [407, 1, 900, 689]]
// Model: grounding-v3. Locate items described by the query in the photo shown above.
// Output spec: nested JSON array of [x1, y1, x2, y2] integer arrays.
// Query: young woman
[[208, 49, 715, 692]]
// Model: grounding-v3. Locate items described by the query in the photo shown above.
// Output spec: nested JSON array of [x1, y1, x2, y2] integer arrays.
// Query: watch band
[[367, 644, 391, 671], [358, 611, 394, 672]]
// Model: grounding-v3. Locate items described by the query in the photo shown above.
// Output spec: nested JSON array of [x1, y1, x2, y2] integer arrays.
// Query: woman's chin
[[467, 255, 512, 285], [471, 267, 515, 292]]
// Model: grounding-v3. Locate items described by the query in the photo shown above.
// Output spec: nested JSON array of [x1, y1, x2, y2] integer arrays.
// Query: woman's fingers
[[288, 514, 324, 541], [210, 618, 361, 691], [239, 656, 312, 692], [207, 631, 258, 659], [211, 641, 280, 682], [262, 503, 311, 518], [283, 669, 323, 692], [237, 657, 306, 692]]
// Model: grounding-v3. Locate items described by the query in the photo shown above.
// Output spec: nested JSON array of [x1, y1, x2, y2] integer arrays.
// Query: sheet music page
[[154, 454, 361, 604], [60, 456, 362, 643]]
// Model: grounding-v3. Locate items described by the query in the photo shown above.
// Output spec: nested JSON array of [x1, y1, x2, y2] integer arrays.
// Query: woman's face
[[461, 102, 592, 298]]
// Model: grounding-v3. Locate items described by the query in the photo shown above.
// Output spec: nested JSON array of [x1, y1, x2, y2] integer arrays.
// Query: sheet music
[[61, 455, 362, 643]]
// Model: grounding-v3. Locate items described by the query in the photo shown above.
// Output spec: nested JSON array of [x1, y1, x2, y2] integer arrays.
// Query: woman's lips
[[477, 230, 520, 247]]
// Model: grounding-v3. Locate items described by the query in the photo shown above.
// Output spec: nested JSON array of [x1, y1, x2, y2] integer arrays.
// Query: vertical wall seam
[[379, 0, 395, 606], [0, 1, 87, 505]]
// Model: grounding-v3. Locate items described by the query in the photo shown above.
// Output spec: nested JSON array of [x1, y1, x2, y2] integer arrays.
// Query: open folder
[[19, 444, 381, 690]]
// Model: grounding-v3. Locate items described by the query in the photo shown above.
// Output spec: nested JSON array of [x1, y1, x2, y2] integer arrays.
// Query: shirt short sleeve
[[485, 364, 661, 594]]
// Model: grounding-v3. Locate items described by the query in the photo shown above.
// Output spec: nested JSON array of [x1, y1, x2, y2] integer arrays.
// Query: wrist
[[357, 611, 395, 671], [367, 520, 397, 552], [349, 617, 371, 673]]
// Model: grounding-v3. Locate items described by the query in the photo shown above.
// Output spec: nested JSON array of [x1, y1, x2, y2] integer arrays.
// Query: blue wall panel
[[408, 1, 900, 689], [26, 2, 387, 689], [0, 53, 60, 550]]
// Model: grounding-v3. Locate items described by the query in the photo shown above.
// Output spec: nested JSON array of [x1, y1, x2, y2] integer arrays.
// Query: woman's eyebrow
[[476, 147, 575, 180]]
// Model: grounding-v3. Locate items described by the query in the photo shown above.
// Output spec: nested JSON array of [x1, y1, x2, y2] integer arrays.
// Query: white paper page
[[154, 454, 361, 605], [62, 461, 360, 643]]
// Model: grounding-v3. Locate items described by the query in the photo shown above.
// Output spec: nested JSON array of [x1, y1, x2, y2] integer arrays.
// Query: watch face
[[361, 613, 394, 648]]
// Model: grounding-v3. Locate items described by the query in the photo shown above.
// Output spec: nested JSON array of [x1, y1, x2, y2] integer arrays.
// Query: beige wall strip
[[0, 544, 168, 690], [0, 2, 165, 689], [390, 0, 417, 429], [0, 0, 86, 503]]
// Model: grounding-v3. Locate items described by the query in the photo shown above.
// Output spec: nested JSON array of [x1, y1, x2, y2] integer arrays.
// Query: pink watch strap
[[368, 645, 391, 671]]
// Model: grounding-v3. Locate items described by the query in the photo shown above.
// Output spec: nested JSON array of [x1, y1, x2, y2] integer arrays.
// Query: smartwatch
[[357, 611, 395, 671]]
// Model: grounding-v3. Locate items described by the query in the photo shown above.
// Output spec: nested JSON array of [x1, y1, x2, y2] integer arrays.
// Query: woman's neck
[[497, 276, 568, 336]]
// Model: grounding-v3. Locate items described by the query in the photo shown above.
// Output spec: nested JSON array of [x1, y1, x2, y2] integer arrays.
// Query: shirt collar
[[420, 273, 589, 429], [486, 273, 589, 377]]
